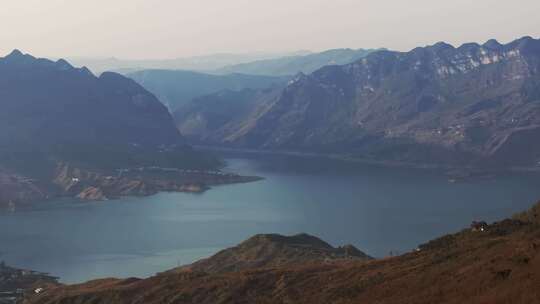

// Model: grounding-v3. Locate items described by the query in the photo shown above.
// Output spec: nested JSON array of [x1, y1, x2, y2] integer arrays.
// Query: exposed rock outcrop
[[76, 187, 107, 201], [52, 163, 260, 202]]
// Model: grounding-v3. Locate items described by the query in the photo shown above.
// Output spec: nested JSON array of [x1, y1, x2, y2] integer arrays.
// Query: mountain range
[[67, 51, 312, 75], [174, 36, 540, 168], [216, 48, 382, 76], [125, 49, 381, 112]]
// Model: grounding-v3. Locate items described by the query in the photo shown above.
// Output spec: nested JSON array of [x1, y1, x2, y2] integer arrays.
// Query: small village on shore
[[0, 262, 58, 304]]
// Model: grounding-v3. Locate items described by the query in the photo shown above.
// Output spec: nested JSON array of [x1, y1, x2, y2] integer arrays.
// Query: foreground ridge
[[25, 201, 540, 304]]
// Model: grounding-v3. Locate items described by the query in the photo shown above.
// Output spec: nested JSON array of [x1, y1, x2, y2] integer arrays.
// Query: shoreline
[[196, 145, 540, 176], [0, 165, 263, 212]]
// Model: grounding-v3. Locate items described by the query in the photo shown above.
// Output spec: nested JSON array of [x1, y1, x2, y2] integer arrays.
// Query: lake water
[[1, 153, 540, 283]]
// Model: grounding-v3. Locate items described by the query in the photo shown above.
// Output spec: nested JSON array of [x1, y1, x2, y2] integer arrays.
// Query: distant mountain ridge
[[127, 70, 286, 111], [175, 36, 540, 168], [67, 50, 312, 75], [216, 48, 382, 76]]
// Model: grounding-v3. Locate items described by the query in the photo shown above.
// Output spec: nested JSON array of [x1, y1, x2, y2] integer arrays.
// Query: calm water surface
[[1, 153, 540, 283]]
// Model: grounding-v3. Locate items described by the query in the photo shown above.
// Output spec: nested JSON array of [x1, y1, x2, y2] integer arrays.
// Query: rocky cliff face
[[177, 37, 540, 167]]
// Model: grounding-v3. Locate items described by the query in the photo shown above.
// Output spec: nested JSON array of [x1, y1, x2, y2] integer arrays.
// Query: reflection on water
[[1, 153, 540, 283]]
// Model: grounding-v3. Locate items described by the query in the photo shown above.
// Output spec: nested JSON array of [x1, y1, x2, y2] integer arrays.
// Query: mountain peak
[[246, 233, 334, 249], [7, 49, 24, 57], [294, 71, 307, 78], [430, 41, 455, 52], [175, 233, 371, 274], [517, 35, 534, 42], [3, 49, 35, 63], [483, 39, 502, 49], [55, 58, 74, 70], [79, 66, 94, 77], [506, 36, 540, 53], [457, 42, 481, 51], [509, 36, 534, 47]]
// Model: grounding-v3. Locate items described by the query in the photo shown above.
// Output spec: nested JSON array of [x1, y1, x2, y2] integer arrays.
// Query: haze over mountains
[[173, 88, 281, 140], [67, 51, 312, 75], [123, 48, 379, 112], [127, 70, 286, 111], [174, 36, 540, 168], [216, 48, 382, 76]]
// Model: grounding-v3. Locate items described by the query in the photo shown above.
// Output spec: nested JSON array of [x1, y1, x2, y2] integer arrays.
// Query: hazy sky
[[1, 0, 539, 59]]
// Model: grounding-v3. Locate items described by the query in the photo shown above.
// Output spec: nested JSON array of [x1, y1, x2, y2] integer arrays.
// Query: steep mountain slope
[[216, 48, 381, 76], [173, 88, 282, 142], [0, 50, 194, 175], [26, 201, 540, 304], [0, 50, 181, 148], [127, 70, 286, 111], [188, 37, 540, 168], [0, 51, 235, 209]]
